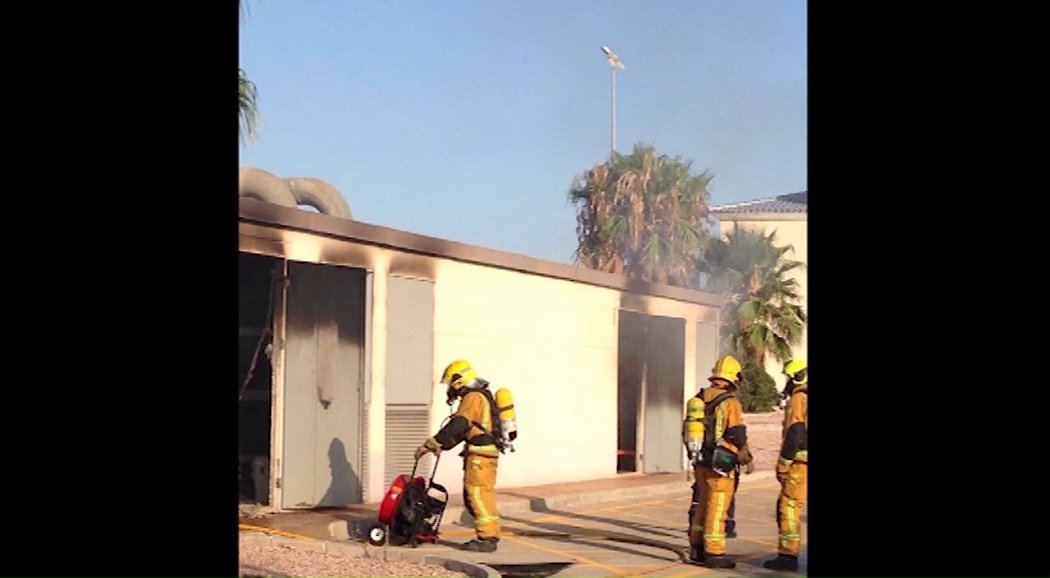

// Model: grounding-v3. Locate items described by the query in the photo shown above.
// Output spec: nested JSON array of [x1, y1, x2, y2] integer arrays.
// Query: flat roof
[[239, 198, 727, 308]]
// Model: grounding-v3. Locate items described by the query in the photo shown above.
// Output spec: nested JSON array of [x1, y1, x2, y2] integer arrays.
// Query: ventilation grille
[[360, 406, 369, 499], [384, 405, 433, 489]]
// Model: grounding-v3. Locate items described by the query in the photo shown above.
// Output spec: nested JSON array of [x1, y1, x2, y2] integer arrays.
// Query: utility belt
[[469, 432, 497, 446], [461, 433, 500, 458]]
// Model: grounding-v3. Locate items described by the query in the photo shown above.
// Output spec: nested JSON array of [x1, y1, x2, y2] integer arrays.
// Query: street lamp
[[601, 45, 625, 156]]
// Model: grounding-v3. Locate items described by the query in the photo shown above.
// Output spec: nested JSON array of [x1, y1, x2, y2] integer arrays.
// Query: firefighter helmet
[[440, 359, 477, 390], [709, 355, 742, 385], [783, 359, 807, 385]]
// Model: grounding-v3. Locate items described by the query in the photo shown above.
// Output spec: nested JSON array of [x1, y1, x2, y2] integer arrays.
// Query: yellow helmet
[[440, 359, 477, 390], [709, 355, 742, 385], [783, 359, 807, 384]]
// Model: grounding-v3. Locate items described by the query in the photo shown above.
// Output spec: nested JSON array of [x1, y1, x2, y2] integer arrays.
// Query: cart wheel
[[367, 523, 387, 547]]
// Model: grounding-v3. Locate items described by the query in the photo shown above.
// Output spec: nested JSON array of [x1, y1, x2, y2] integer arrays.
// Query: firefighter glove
[[744, 460, 755, 475], [737, 446, 754, 465], [415, 437, 442, 460]]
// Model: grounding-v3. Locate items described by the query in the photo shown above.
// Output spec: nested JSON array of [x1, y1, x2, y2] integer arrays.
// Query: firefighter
[[686, 430, 754, 537], [687, 354, 751, 569], [763, 358, 808, 572], [415, 359, 502, 552]]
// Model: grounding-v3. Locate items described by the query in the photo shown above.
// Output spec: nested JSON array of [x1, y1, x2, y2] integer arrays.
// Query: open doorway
[[616, 309, 687, 474], [616, 310, 646, 473], [239, 252, 281, 509]]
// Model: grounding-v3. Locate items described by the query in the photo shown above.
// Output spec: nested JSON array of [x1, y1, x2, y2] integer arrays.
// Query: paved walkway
[[242, 472, 806, 577], [417, 478, 806, 577]]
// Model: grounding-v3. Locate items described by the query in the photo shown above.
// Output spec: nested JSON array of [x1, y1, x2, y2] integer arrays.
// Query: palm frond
[[703, 222, 807, 363], [568, 143, 715, 286], [239, 68, 260, 144]]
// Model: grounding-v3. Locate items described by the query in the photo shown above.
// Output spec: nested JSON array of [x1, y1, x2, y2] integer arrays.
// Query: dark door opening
[[239, 252, 281, 508], [616, 309, 687, 474], [616, 310, 647, 473]]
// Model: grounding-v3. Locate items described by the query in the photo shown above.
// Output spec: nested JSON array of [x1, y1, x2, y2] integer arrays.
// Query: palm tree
[[568, 143, 714, 287], [239, 68, 259, 144], [700, 226, 806, 365], [239, 0, 259, 145]]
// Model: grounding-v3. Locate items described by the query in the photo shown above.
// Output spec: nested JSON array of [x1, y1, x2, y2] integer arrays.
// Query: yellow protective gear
[[426, 387, 503, 540], [458, 391, 501, 538], [495, 388, 518, 451], [463, 454, 500, 540], [777, 462, 806, 556], [689, 467, 738, 556], [441, 359, 478, 389], [458, 391, 501, 458], [699, 383, 746, 457], [783, 359, 808, 385], [775, 383, 808, 556], [689, 384, 746, 556], [683, 396, 706, 456], [709, 355, 742, 385]]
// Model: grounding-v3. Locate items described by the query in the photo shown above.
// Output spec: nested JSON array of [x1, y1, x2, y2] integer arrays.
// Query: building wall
[[428, 258, 620, 496], [239, 222, 720, 503], [719, 218, 807, 391], [428, 258, 717, 497]]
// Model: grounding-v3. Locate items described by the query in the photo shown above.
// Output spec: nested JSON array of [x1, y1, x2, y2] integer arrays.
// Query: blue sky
[[238, 0, 806, 264]]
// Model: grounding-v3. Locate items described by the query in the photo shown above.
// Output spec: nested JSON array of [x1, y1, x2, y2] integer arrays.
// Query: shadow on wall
[[320, 438, 361, 507]]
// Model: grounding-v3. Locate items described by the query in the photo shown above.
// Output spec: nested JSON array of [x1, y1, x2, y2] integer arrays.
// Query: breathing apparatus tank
[[495, 388, 518, 453], [683, 396, 705, 458]]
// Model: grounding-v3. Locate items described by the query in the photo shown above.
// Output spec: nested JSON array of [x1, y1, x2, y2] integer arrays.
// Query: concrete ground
[[242, 471, 806, 578], [418, 477, 806, 577]]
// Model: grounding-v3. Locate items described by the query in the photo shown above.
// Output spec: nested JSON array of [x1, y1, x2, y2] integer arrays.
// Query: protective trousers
[[776, 462, 807, 556], [463, 454, 501, 539], [689, 467, 737, 555], [690, 473, 739, 533]]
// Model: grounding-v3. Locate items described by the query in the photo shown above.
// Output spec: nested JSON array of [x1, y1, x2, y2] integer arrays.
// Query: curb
[[440, 469, 776, 525], [329, 470, 777, 539], [364, 545, 501, 578], [240, 531, 500, 578]]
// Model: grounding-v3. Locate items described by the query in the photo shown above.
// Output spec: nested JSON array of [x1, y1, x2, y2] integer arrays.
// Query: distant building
[[711, 191, 807, 391]]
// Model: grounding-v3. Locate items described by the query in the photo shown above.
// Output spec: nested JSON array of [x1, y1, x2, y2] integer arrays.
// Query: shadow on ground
[[494, 491, 684, 539], [495, 513, 688, 564], [485, 562, 574, 578]]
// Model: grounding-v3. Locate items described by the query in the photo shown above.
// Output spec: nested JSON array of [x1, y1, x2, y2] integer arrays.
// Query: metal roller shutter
[[384, 404, 433, 489], [360, 406, 369, 498]]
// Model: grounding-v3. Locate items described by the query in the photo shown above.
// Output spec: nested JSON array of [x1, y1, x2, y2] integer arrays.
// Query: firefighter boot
[[702, 554, 736, 569], [688, 545, 704, 565], [763, 554, 799, 572], [462, 537, 498, 552]]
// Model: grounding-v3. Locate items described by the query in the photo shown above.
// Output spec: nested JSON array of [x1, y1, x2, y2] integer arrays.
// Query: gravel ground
[[239, 543, 470, 578]]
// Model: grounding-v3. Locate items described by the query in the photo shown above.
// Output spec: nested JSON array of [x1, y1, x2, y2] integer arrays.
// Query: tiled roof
[[711, 191, 807, 215]]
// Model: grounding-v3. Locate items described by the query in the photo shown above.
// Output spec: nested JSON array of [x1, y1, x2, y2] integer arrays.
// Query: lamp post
[[600, 46, 625, 156]]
